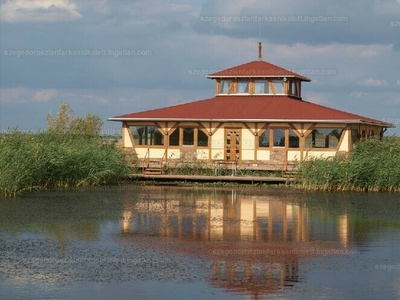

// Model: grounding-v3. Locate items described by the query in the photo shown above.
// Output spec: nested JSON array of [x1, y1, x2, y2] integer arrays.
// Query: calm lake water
[[0, 186, 399, 300]]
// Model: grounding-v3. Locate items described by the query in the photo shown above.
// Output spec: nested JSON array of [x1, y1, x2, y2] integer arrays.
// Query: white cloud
[[0, 0, 82, 22], [33, 89, 58, 102], [0, 87, 31, 104], [273, 43, 389, 59], [63, 92, 108, 104], [303, 92, 331, 106], [358, 78, 388, 86], [350, 92, 370, 98]]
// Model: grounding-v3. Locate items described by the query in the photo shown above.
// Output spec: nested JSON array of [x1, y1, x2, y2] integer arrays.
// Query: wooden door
[[225, 129, 241, 162]]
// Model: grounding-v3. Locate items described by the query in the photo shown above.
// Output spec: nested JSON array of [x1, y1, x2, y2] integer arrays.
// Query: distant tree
[[46, 102, 103, 135]]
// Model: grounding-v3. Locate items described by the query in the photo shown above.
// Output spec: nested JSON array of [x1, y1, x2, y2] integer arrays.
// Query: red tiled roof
[[110, 96, 392, 127], [208, 60, 311, 82]]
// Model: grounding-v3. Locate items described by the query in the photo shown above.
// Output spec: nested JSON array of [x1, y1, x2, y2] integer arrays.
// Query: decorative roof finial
[[258, 42, 262, 61]]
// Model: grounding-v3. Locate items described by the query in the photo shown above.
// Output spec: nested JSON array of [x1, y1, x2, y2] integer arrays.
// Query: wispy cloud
[[350, 92, 370, 98], [33, 89, 58, 102], [358, 78, 388, 87], [0, 87, 31, 104], [0, 0, 82, 22]]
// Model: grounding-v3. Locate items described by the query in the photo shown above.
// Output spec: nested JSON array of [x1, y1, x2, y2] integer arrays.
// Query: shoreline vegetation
[[0, 103, 136, 197], [296, 136, 400, 192], [1, 103, 399, 197]]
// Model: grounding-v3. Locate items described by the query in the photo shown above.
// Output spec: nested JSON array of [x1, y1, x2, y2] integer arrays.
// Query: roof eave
[[108, 118, 393, 127], [207, 75, 311, 82]]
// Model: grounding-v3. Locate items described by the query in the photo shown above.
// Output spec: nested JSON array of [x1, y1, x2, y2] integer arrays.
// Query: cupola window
[[237, 81, 249, 93], [220, 80, 232, 94], [272, 80, 284, 94], [254, 80, 269, 94]]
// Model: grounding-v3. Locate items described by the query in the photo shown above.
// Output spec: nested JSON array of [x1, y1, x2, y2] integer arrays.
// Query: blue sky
[[0, 0, 399, 135]]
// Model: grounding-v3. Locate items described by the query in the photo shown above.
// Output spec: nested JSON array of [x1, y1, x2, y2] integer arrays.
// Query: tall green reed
[[296, 136, 400, 192], [0, 131, 134, 197]]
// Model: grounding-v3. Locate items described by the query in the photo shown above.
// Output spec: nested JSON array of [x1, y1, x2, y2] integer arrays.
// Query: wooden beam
[[249, 80, 255, 95], [228, 81, 235, 95], [303, 123, 317, 138], [288, 123, 302, 137], [124, 122, 136, 147], [167, 122, 180, 135], [256, 123, 270, 135], [242, 122, 256, 135], [337, 126, 348, 151], [210, 122, 223, 136], [269, 81, 276, 95], [197, 122, 209, 135]]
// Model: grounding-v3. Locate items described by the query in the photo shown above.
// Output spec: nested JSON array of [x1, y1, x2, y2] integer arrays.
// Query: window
[[254, 80, 269, 94], [290, 81, 296, 96], [273, 128, 286, 147], [169, 129, 179, 146], [131, 126, 164, 146], [288, 129, 299, 148], [305, 128, 343, 149], [237, 81, 249, 93], [258, 129, 270, 147], [351, 129, 360, 145], [183, 128, 194, 146], [220, 80, 232, 94], [273, 80, 284, 94], [198, 130, 209, 147], [169, 128, 209, 147]]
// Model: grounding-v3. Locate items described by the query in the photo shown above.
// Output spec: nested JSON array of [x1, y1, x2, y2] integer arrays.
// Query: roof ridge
[[208, 60, 311, 81]]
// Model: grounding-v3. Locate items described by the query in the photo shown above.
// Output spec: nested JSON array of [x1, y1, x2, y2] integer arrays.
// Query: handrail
[[160, 149, 167, 174], [142, 148, 150, 174]]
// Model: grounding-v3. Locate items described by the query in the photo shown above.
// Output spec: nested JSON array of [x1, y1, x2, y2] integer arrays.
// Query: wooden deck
[[127, 174, 292, 184]]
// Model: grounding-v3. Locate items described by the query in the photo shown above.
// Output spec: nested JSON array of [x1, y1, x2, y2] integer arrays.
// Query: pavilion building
[[109, 43, 394, 172]]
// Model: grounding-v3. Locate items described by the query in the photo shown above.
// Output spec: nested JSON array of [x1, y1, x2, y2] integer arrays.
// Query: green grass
[[0, 131, 135, 197], [296, 136, 400, 192]]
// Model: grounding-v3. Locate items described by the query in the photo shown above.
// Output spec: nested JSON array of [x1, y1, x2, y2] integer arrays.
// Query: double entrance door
[[225, 128, 241, 162]]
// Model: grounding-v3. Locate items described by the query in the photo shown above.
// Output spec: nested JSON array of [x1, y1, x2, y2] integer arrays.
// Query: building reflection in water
[[120, 189, 351, 297]]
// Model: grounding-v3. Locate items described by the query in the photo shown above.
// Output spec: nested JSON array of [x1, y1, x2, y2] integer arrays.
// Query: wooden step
[[282, 170, 298, 178], [143, 168, 162, 175]]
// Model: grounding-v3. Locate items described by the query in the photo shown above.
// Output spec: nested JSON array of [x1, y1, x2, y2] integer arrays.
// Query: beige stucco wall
[[135, 148, 166, 159], [338, 130, 350, 152], [287, 150, 301, 161], [167, 149, 180, 159], [242, 128, 255, 149], [305, 151, 336, 159], [257, 150, 270, 161], [122, 126, 133, 148], [196, 150, 209, 160], [242, 149, 255, 161], [211, 150, 224, 160]]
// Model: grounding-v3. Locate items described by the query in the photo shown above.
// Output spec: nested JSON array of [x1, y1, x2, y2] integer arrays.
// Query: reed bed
[[296, 136, 400, 192], [0, 131, 134, 197]]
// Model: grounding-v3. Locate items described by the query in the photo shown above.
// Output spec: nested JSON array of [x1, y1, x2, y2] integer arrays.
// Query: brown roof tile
[[110, 95, 392, 127], [208, 60, 311, 81]]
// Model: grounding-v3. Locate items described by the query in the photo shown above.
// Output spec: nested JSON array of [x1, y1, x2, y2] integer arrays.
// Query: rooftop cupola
[[208, 43, 310, 98]]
